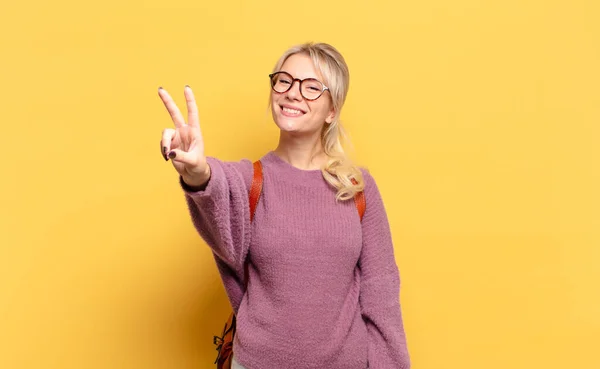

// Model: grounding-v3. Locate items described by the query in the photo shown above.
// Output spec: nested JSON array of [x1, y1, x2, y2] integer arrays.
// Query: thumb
[[167, 148, 198, 166]]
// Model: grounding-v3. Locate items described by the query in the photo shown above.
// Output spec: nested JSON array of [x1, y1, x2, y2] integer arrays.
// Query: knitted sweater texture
[[180, 151, 410, 369]]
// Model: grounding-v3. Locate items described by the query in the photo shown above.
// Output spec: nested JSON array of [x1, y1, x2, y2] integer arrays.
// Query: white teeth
[[283, 107, 302, 115]]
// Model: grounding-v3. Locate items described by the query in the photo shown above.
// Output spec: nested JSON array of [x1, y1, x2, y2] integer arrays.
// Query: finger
[[184, 85, 200, 128], [167, 148, 197, 166], [158, 87, 186, 128], [161, 128, 176, 160], [159, 140, 167, 161]]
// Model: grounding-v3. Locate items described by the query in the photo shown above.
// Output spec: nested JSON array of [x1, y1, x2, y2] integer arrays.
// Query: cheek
[[271, 96, 281, 116], [307, 101, 330, 120]]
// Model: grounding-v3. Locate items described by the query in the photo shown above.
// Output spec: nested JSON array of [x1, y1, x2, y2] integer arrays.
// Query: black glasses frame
[[268, 71, 330, 101]]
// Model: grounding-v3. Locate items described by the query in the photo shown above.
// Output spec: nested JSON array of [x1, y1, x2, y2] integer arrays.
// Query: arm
[[180, 156, 254, 270], [156, 86, 253, 272], [359, 170, 411, 369]]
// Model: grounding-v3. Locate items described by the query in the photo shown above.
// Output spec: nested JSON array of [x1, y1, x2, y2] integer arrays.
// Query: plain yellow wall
[[1, 0, 599, 368]]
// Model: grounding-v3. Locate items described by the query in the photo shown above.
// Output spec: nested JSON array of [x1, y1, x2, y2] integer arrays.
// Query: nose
[[284, 80, 303, 101]]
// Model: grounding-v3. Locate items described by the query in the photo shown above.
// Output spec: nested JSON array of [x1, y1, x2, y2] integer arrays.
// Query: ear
[[325, 106, 336, 124]]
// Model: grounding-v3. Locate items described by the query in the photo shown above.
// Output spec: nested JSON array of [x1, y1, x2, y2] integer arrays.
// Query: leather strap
[[249, 160, 263, 222], [244, 160, 264, 289], [352, 178, 366, 222]]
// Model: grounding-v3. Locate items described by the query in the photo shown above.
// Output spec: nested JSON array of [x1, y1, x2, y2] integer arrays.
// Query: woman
[[158, 42, 410, 369]]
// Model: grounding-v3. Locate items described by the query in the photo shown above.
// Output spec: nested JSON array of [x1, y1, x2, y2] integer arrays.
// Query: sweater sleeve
[[359, 170, 411, 369], [179, 156, 254, 270]]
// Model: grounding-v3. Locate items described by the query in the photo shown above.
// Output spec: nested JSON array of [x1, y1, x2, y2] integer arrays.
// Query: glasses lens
[[271, 72, 293, 93], [301, 79, 324, 100]]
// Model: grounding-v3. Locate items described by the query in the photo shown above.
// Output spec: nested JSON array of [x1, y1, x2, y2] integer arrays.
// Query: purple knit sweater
[[180, 151, 410, 369]]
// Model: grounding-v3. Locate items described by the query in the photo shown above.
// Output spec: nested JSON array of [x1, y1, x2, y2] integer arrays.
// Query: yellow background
[[1, 0, 598, 368]]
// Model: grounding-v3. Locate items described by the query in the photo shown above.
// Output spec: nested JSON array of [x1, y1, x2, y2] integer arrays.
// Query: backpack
[[213, 160, 366, 368]]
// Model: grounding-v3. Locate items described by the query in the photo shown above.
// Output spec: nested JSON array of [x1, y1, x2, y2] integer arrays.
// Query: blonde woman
[[158, 42, 410, 369]]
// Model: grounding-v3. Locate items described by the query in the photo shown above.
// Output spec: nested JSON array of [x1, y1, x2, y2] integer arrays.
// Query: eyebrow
[[280, 70, 323, 82]]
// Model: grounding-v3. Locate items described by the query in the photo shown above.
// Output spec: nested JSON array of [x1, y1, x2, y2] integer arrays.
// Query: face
[[270, 53, 335, 135]]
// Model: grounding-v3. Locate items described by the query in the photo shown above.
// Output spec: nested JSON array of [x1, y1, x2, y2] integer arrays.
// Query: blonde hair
[[270, 42, 364, 201]]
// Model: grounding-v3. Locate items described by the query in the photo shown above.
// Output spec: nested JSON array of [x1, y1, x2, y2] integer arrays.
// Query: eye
[[304, 81, 322, 91]]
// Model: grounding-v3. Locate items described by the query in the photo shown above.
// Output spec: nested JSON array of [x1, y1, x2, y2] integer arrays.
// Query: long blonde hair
[[270, 42, 364, 201]]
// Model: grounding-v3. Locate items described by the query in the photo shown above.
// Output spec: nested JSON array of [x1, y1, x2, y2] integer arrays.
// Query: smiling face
[[270, 53, 336, 135]]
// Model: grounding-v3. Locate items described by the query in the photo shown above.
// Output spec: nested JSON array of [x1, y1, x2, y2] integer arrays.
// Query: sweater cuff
[[179, 175, 209, 192], [179, 158, 225, 199]]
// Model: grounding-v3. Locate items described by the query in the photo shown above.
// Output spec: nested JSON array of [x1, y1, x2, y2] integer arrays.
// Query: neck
[[274, 131, 327, 170]]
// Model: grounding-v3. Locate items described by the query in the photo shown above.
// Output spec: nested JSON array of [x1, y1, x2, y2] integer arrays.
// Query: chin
[[275, 117, 304, 132]]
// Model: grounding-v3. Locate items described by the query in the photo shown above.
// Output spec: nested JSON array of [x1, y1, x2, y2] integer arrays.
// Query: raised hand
[[158, 86, 210, 188]]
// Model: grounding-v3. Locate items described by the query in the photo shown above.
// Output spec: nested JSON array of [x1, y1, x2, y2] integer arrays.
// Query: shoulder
[[358, 167, 380, 195], [357, 166, 387, 218]]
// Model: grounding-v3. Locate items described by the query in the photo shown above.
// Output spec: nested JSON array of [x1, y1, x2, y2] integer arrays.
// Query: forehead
[[280, 53, 323, 81]]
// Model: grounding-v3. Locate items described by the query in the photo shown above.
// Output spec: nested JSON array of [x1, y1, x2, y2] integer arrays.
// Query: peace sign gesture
[[158, 86, 210, 188]]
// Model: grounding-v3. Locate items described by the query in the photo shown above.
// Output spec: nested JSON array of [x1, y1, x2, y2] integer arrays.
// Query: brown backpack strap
[[244, 160, 264, 289], [249, 160, 263, 222], [352, 178, 366, 222]]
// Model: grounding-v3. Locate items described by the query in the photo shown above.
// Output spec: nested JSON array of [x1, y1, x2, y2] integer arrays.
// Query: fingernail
[[161, 145, 167, 160], [168, 151, 176, 159], [185, 85, 190, 89], [158, 86, 163, 90]]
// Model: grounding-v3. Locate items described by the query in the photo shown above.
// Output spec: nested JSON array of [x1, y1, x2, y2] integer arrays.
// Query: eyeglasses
[[268, 71, 330, 101]]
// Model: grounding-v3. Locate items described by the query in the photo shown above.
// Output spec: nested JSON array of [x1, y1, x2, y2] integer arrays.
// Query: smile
[[280, 105, 306, 117]]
